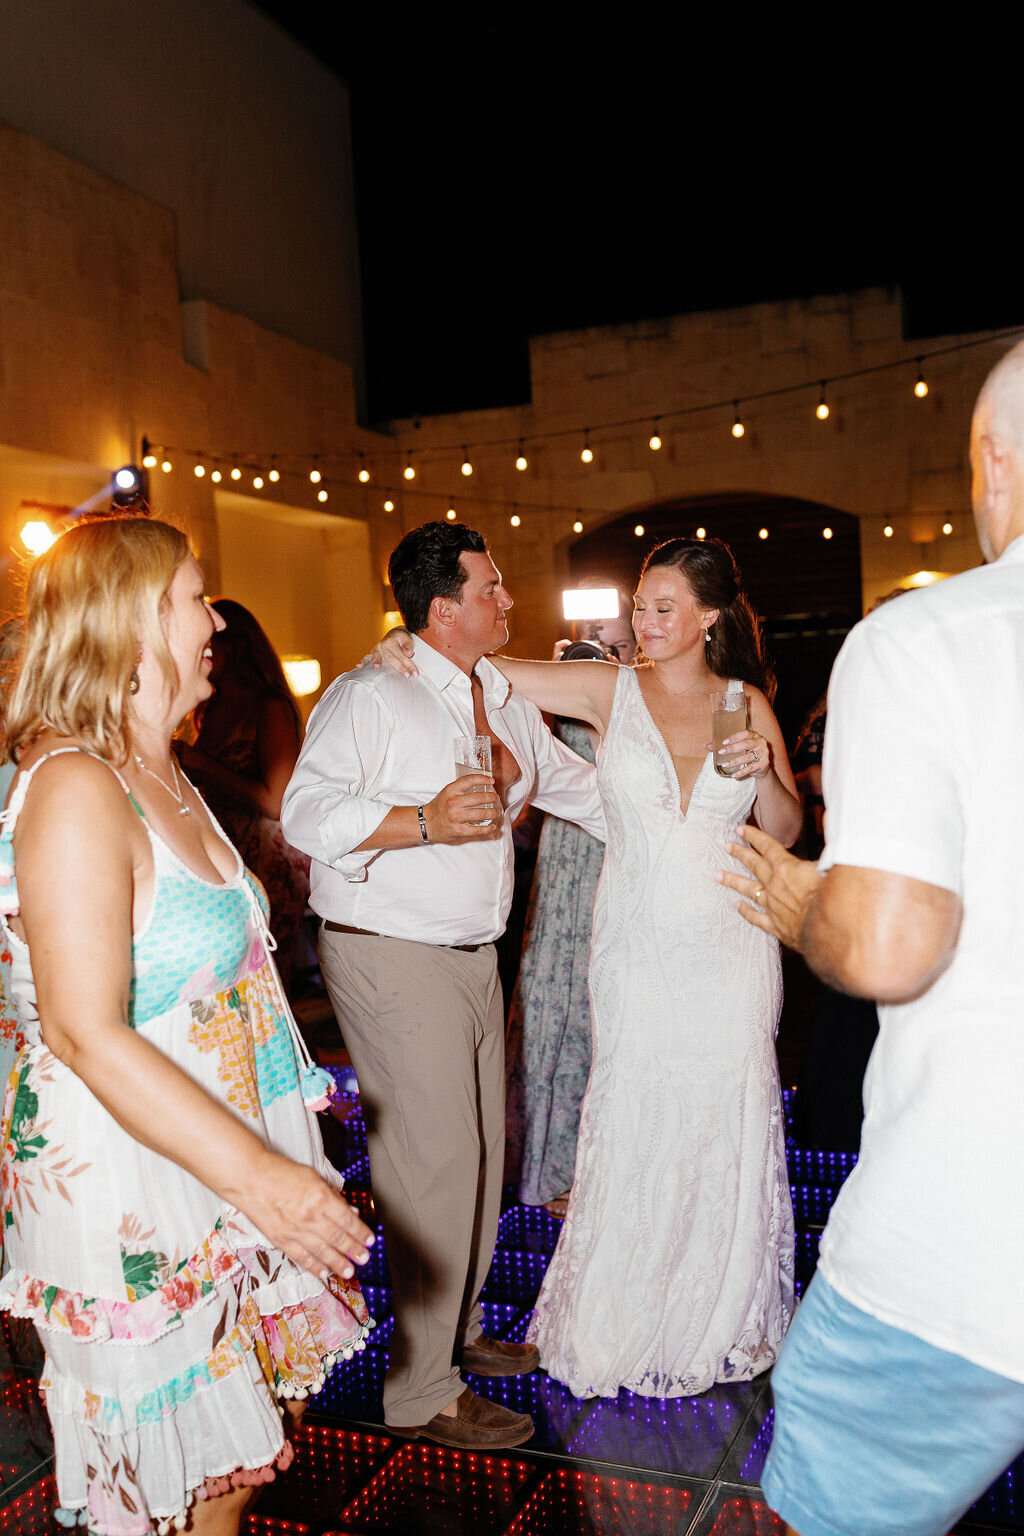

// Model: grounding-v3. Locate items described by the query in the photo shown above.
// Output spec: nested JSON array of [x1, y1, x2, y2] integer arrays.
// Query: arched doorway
[[568, 491, 861, 745]]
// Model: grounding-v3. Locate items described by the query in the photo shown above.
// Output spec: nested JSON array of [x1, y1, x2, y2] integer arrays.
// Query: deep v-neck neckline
[[627, 669, 712, 819]]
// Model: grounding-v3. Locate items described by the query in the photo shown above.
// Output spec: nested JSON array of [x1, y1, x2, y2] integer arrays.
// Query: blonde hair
[[5, 516, 192, 764]]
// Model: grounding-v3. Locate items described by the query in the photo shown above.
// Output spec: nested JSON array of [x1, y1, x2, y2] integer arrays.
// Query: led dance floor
[[1, 1084, 1020, 1535]]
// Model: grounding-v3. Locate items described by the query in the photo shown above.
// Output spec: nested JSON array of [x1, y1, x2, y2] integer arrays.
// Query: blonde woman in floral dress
[[0, 518, 374, 1536]]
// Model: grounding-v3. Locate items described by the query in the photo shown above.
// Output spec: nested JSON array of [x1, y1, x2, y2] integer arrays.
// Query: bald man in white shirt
[[719, 340, 1024, 1536], [282, 521, 604, 1450]]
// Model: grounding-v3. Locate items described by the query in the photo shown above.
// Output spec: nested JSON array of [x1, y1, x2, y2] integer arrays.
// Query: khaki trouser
[[318, 927, 505, 1426]]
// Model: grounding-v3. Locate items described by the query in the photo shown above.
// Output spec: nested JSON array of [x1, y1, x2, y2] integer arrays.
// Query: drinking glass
[[454, 734, 494, 826], [711, 691, 749, 778]]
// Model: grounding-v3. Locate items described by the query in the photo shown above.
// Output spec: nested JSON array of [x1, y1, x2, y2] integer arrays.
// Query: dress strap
[[0, 748, 143, 916]]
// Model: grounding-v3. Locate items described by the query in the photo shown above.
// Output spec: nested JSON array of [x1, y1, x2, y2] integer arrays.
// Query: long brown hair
[[639, 536, 776, 700]]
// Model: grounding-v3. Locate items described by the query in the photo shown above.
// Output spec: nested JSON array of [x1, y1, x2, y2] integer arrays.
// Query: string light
[[268, 458, 280, 483], [403, 454, 415, 481], [515, 440, 528, 471], [695, 527, 707, 540], [822, 526, 834, 539], [446, 507, 457, 521], [194, 463, 205, 478], [816, 383, 830, 421], [884, 524, 894, 537], [510, 513, 521, 527], [309, 459, 322, 484], [573, 519, 583, 533], [383, 499, 394, 512], [211, 466, 223, 484], [230, 457, 241, 481], [161, 459, 172, 473], [253, 475, 264, 490], [141, 438, 157, 469], [914, 361, 929, 399], [580, 431, 593, 465], [758, 527, 769, 540], [461, 447, 473, 477], [942, 521, 953, 535], [317, 488, 328, 503], [731, 402, 745, 439], [358, 453, 370, 483], [634, 524, 645, 537], [649, 421, 662, 451]]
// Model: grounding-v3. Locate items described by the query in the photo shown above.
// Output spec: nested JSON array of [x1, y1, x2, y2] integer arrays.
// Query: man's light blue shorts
[[762, 1272, 1024, 1536]]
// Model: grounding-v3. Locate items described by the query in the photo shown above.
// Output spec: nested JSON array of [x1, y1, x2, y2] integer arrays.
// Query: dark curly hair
[[388, 521, 488, 632], [640, 536, 776, 701]]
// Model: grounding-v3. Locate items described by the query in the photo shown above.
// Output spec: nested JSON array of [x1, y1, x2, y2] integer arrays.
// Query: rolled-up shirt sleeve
[[522, 697, 606, 841], [281, 679, 394, 882]]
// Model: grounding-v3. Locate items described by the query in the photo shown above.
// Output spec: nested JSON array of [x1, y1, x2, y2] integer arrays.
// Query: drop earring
[[704, 628, 712, 644], [129, 648, 141, 695]]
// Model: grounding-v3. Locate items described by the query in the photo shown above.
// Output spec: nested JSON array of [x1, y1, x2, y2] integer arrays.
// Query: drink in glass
[[454, 734, 493, 825], [711, 691, 748, 778]]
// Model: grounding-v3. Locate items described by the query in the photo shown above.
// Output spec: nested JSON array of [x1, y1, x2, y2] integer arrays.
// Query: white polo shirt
[[816, 534, 1024, 1382]]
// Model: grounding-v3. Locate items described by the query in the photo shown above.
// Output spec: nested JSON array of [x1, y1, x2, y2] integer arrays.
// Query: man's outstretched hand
[[717, 823, 821, 951]]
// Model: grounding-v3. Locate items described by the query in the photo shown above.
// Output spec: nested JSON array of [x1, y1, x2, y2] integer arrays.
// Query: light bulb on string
[[573, 519, 583, 534], [884, 524, 894, 538], [268, 458, 280, 483], [914, 361, 929, 399], [141, 438, 157, 469], [253, 475, 264, 490], [942, 521, 953, 535], [403, 454, 415, 481], [161, 459, 173, 474], [649, 421, 662, 451], [758, 527, 769, 540], [461, 447, 473, 477], [211, 465, 223, 484], [309, 459, 322, 484], [634, 524, 645, 538], [446, 507, 457, 521], [731, 402, 745, 439], [383, 499, 395, 512], [194, 463, 206, 478], [816, 383, 830, 421], [510, 513, 521, 528], [230, 457, 241, 482], [515, 439, 528, 471], [822, 526, 833, 540], [358, 453, 370, 483], [580, 430, 593, 465], [695, 527, 707, 540], [317, 488, 328, 503]]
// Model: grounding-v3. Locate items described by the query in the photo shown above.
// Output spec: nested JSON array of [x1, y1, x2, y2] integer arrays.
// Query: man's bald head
[[971, 340, 1024, 561]]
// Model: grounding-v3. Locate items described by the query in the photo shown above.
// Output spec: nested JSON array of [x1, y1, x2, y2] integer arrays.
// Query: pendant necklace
[[133, 753, 191, 816]]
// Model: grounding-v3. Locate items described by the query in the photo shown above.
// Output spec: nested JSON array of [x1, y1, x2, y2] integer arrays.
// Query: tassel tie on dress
[[241, 882, 335, 1112]]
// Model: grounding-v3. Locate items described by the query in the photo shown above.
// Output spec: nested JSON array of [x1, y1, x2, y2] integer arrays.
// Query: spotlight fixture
[[580, 431, 593, 465], [816, 383, 830, 421], [112, 464, 147, 508], [515, 440, 528, 471], [731, 403, 745, 439]]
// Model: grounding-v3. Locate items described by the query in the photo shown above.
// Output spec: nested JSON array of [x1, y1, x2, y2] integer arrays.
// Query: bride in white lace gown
[[486, 538, 800, 1397]]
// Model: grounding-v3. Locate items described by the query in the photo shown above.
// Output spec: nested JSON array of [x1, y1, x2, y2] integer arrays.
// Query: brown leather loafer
[[410, 1386, 533, 1449], [459, 1334, 540, 1377]]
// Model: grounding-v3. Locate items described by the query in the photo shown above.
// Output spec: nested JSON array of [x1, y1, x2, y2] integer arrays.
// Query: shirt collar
[[411, 635, 512, 708]]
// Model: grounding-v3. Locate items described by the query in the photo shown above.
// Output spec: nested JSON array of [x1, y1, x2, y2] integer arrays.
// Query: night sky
[[251, 12, 1019, 424]]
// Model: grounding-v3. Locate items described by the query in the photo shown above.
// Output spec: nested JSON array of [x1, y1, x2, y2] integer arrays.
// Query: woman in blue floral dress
[[0, 518, 374, 1536]]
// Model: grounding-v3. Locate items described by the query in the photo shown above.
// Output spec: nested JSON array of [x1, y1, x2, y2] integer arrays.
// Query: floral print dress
[[0, 751, 372, 1535]]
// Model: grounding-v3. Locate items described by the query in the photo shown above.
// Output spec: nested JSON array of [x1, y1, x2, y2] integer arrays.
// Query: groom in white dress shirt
[[281, 521, 604, 1450]]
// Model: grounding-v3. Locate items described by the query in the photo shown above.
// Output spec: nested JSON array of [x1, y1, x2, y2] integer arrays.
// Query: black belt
[[323, 920, 485, 953]]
